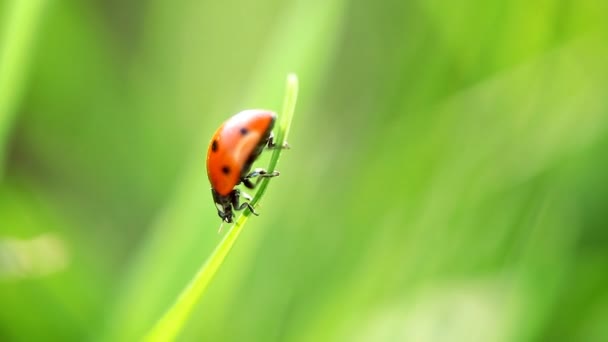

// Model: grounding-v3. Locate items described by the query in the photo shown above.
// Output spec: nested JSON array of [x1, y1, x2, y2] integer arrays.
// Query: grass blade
[[144, 73, 298, 342]]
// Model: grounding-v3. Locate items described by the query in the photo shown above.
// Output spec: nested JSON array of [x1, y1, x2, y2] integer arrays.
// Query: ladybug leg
[[240, 191, 253, 201], [244, 168, 280, 180], [234, 200, 258, 215], [266, 133, 290, 149], [242, 168, 280, 189], [242, 178, 256, 189], [231, 189, 259, 216]]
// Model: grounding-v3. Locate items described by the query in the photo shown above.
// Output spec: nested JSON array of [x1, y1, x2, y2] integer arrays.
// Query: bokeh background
[[1, 0, 608, 341]]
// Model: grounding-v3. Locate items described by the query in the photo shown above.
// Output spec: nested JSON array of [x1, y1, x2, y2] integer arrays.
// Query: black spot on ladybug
[[221, 165, 231, 175], [240, 127, 249, 135], [211, 140, 219, 152]]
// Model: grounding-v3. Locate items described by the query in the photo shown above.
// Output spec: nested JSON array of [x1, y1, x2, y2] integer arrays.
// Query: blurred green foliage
[[1, 0, 607, 341]]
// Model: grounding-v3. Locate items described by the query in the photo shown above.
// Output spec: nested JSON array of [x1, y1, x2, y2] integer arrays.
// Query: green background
[[1, 0, 608, 341]]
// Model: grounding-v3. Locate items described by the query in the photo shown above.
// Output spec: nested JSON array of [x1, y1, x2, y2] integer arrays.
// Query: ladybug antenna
[[217, 221, 225, 234]]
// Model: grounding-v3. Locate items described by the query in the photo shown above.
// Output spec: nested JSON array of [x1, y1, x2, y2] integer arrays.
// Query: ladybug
[[206, 109, 284, 223]]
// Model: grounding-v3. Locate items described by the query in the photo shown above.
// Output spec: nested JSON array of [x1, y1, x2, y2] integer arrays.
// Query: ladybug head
[[218, 207, 234, 223], [211, 188, 234, 223]]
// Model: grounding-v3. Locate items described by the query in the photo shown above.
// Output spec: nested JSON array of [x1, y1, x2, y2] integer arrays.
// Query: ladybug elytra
[[206, 109, 285, 223]]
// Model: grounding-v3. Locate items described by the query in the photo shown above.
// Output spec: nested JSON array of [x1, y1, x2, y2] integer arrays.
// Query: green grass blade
[[0, 0, 47, 175], [144, 73, 298, 342]]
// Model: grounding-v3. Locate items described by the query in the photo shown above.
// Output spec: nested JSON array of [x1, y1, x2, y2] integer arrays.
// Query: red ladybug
[[206, 109, 283, 223]]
